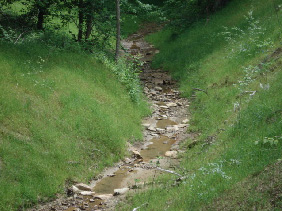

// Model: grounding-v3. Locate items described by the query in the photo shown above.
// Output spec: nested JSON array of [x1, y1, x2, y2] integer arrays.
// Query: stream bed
[[30, 24, 191, 211]]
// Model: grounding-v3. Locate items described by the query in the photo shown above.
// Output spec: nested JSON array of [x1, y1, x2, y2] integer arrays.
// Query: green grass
[[0, 41, 149, 210], [122, 15, 143, 38], [119, 0, 282, 210]]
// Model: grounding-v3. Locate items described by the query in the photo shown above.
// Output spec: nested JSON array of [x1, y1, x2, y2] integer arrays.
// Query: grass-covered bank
[[119, 0, 282, 210], [0, 41, 149, 210]]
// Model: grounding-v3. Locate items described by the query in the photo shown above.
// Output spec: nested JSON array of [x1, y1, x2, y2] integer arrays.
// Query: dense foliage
[[163, 0, 231, 30], [0, 0, 158, 46]]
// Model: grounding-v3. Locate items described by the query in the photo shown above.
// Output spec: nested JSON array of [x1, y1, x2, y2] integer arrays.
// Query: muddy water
[[93, 168, 131, 195], [92, 135, 176, 194], [141, 136, 176, 161], [156, 119, 177, 129]]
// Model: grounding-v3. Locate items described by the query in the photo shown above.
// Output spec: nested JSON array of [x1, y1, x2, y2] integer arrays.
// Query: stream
[[31, 24, 191, 211]]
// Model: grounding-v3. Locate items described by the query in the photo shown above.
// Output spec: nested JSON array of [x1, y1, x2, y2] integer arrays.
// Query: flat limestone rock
[[72, 185, 80, 193], [95, 194, 113, 200], [154, 79, 164, 85], [113, 188, 129, 196], [148, 126, 156, 132], [124, 157, 131, 164], [156, 128, 165, 134], [166, 102, 177, 107], [75, 183, 92, 191], [166, 126, 175, 133], [150, 90, 157, 95], [165, 151, 178, 158], [182, 119, 189, 124], [178, 124, 189, 128], [80, 191, 95, 196], [166, 125, 179, 132], [142, 123, 150, 128], [155, 86, 163, 91], [151, 134, 159, 138]]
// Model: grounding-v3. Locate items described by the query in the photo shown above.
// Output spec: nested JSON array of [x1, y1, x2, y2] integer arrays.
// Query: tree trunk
[[214, 0, 229, 10], [115, 0, 121, 62], [78, 0, 84, 42], [37, 8, 44, 30], [85, 16, 93, 40]]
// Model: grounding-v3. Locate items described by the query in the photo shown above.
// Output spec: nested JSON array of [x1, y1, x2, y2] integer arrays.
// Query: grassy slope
[[120, 0, 282, 210], [0, 42, 149, 210]]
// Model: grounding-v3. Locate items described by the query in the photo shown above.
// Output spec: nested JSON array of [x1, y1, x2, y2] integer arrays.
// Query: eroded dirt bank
[[30, 25, 192, 211]]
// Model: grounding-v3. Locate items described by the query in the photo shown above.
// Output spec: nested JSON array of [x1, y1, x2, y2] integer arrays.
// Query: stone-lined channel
[[30, 25, 191, 211]]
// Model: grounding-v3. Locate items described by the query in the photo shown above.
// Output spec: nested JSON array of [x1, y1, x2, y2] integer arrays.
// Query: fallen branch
[[132, 203, 148, 211], [156, 167, 189, 182], [14, 31, 27, 44], [156, 167, 183, 177], [240, 91, 257, 96]]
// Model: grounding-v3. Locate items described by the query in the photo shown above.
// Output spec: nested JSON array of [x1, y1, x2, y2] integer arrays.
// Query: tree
[[163, 0, 231, 30], [84, 0, 95, 40], [77, 0, 84, 41], [31, 0, 54, 30], [115, 0, 121, 61]]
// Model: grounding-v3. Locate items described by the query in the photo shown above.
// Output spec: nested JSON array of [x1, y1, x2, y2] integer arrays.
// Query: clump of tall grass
[[94, 52, 145, 104]]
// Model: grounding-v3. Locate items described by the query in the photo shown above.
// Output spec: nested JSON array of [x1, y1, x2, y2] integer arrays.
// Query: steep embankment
[[122, 0, 282, 210], [0, 42, 149, 210]]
